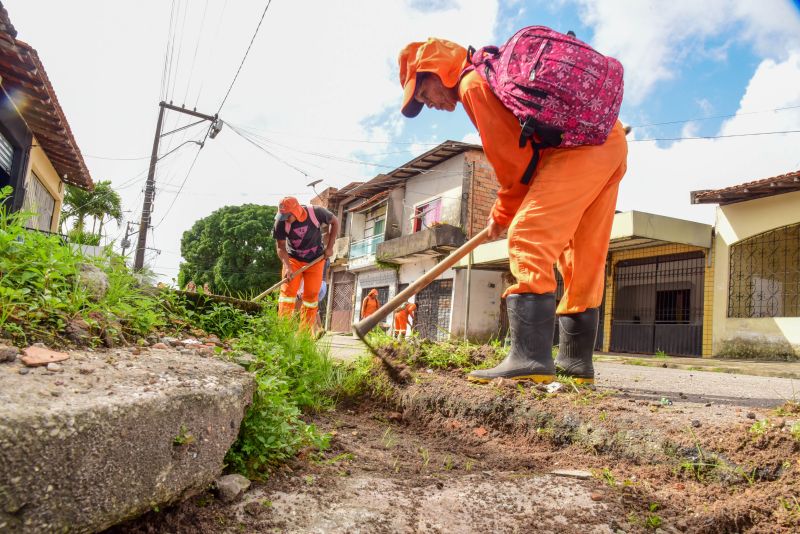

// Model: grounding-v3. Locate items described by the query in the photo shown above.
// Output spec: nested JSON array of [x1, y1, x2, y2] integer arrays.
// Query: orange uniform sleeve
[[459, 71, 534, 227]]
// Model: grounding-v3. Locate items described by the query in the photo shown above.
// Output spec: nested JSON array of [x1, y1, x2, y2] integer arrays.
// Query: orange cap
[[398, 38, 468, 118], [278, 196, 307, 222]]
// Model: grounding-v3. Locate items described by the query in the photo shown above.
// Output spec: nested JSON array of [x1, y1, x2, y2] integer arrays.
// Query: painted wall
[[711, 190, 800, 357], [24, 134, 63, 232], [450, 268, 505, 342], [401, 154, 464, 236]]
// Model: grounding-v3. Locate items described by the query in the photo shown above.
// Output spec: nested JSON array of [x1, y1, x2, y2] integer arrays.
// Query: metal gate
[[330, 271, 355, 333], [359, 286, 389, 320], [415, 279, 453, 340], [610, 252, 704, 356]]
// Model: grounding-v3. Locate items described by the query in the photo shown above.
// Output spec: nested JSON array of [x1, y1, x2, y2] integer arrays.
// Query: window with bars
[[728, 223, 800, 318]]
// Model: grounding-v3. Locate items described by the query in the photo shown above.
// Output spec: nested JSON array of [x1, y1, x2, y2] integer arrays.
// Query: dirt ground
[[111, 352, 800, 534]]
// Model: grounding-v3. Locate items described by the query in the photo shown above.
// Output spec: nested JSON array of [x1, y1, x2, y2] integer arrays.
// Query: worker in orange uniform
[[398, 38, 627, 385], [361, 288, 381, 319], [273, 197, 339, 331], [393, 302, 416, 339]]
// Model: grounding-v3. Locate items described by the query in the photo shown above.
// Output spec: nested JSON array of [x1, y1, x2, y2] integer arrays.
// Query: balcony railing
[[349, 234, 384, 259]]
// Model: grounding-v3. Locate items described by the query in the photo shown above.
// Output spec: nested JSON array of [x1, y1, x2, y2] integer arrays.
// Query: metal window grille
[[330, 271, 355, 332], [415, 279, 453, 340], [728, 222, 800, 318]]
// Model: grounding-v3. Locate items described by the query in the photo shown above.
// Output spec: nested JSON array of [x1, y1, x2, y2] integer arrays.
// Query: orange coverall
[[394, 303, 416, 333], [361, 288, 380, 319], [278, 257, 325, 330], [454, 48, 628, 315]]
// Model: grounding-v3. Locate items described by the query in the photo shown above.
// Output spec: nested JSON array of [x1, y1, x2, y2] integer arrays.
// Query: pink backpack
[[463, 26, 624, 184], [284, 205, 319, 234]]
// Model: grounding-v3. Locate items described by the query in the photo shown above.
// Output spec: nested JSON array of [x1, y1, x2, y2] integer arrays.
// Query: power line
[[217, 0, 272, 114], [630, 129, 800, 142], [629, 104, 800, 129], [181, 0, 209, 106], [195, 0, 228, 109], [153, 142, 206, 228]]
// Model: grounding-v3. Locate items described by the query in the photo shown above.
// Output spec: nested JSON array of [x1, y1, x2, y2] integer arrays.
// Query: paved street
[[321, 334, 800, 408]]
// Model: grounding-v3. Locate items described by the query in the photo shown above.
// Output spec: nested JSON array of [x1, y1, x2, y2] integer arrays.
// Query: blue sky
[[5, 0, 800, 279]]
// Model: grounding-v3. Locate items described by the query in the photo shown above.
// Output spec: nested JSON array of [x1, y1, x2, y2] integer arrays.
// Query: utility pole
[[133, 101, 222, 271], [120, 221, 134, 257]]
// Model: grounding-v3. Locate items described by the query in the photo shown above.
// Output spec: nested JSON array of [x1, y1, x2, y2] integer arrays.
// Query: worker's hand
[[282, 262, 295, 279], [486, 216, 507, 241], [324, 245, 334, 258]]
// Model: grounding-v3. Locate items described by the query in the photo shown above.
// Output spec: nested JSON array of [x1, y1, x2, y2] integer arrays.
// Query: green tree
[[60, 180, 122, 241], [178, 204, 282, 297]]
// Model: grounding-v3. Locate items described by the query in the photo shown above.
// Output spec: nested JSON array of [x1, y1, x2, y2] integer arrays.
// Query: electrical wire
[[160, 0, 177, 100], [152, 140, 206, 228], [629, 104, 800, 129], [181, 0, 209, 106], [630, 129, 800, 142], [195, 0, 228, 109], [216, 0, 272, 114]]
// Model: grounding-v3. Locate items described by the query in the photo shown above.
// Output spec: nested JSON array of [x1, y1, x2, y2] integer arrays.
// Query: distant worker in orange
[[399, 32, 627, 385], [273, 196, 339, 330], [361, 288, 381, 319], [393, 302, 416, 339]]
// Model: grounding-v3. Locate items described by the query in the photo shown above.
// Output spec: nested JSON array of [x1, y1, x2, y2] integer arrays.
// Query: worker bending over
[[273, 196, 339, 331], [394, 302, 416, 339], [398, 34, 627, 385]]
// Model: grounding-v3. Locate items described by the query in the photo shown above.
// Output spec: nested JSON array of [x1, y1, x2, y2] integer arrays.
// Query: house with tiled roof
[[0, 2, 92, 232], [692, 170, 800, 359], [314, 141, 508, 339]]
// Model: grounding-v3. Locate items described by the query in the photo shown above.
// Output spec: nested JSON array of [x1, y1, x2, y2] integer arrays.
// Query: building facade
[[0, 3, 93, 231]]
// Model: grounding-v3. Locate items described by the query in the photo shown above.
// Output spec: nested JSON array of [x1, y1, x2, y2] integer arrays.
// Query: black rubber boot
[[554, 308, 599, 385], [467, 293, 556, 384]]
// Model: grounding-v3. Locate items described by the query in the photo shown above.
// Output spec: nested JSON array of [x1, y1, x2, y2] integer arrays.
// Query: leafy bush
[[225, 310, 343, 477], [0, 186, 164, 344]]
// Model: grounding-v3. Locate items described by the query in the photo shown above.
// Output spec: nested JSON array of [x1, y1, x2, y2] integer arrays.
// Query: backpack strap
[[306, 205, 320, 227], [284, 206, 320, 234], [518, 118, 564, 185]]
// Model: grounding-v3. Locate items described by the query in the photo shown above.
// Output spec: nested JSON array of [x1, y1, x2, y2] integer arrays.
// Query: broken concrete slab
[[20, 346, 69, 367], [0, 347, 254, 533]]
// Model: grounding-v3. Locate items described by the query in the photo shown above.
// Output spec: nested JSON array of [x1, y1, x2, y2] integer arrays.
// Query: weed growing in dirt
[[382, 428, 397, 449], [419, 447, 431, 469], [173, 425, 195, 446], [654, 349, 668, 359], [779, 496, 800, 523], [749, 419, 771, 437], [790, 422, 800, 442], [597, 467, 617, 487]]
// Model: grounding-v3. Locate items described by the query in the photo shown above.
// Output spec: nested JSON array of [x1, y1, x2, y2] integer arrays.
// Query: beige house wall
[[24, 134, 64, 232], [711, 190, 800, 356]]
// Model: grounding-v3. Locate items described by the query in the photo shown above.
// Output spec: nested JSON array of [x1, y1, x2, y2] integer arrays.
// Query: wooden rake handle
[[252, 255, 325, 302], [353, 227, 490, 337]]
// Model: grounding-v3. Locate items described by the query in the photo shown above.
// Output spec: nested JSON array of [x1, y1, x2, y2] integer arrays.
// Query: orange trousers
[[278, 257, 325, 329], [505, 122, 628, 315]]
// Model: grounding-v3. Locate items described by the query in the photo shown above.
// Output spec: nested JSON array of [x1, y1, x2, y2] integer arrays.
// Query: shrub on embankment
[[1, 187, 362, 480]]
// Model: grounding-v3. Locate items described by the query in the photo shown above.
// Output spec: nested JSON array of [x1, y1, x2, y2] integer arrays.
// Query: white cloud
[[577, 0, 800, 103], [617, 51, 800, 223], [3, 0, 499, 280]]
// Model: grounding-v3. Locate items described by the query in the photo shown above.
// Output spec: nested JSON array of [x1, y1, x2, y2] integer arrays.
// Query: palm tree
[[60, 184, 93, 233], [60, 181, 122, 242], [87, 181, 122, 237]]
